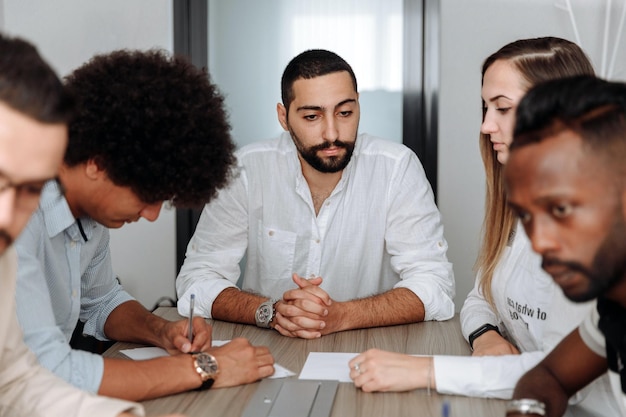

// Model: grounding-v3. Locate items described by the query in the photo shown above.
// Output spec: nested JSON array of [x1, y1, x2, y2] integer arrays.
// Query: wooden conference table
[[105, 308, 506, 417]]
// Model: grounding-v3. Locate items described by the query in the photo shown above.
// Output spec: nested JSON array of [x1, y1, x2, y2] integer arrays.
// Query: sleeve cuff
[[177, 279, 238, 318], [395, 281, 455, 321]]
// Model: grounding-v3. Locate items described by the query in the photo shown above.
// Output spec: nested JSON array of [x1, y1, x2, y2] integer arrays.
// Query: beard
[[542, 213, 626, 302], [288, 127, 356, 173]]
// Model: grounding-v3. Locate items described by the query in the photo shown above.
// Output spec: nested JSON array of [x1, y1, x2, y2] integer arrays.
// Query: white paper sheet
[[267, 363, 296, 378], [119, 340, 295, 379], [119, 346, 170, 360], [298, 352, 358, 382]]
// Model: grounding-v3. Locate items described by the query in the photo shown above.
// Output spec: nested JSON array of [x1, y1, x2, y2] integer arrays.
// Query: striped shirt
[[14, 180, 133, 393]]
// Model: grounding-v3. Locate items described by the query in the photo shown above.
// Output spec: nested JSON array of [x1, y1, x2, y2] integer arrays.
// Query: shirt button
[[310, 273, 316, 278], [315, 239, 320, 244], [437, 241, 443, 248], [268, 230, 274, 237], [71, 290, 77, 298], [70, 241, 76, 248]]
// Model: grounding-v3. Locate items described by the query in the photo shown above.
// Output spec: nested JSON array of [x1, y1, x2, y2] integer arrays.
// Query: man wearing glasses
[[0, 31, 149, 417]]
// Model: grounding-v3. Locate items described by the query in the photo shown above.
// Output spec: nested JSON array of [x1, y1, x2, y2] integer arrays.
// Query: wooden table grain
[[105, 308, 506, 417]]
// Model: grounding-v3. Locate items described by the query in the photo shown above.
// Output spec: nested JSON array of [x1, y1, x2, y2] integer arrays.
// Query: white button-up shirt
[[176, 132, 455, 321]]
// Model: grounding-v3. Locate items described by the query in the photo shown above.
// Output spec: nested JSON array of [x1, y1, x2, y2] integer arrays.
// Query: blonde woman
[[349, 37, 619, 416]]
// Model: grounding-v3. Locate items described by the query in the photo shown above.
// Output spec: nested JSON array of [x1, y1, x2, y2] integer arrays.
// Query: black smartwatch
[[468, 323, 501, 350]]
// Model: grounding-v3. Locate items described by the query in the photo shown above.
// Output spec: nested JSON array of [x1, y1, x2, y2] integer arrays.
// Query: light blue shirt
[[14, 180, 134, 393]]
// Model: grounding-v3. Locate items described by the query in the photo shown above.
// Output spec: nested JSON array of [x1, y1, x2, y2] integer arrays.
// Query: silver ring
[[353, 362, 362, 374]]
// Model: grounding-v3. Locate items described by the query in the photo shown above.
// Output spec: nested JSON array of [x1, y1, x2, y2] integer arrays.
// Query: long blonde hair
[[476, 37, 595, 306]]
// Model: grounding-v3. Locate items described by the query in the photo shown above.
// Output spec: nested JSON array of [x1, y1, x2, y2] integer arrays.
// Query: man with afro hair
[[0, 31, 145, 417], [13, 49, 274, 401]]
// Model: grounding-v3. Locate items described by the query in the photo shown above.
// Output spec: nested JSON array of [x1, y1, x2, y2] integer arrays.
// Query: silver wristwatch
[[255, 299, 277, 328], [505, 399, 546, 416]]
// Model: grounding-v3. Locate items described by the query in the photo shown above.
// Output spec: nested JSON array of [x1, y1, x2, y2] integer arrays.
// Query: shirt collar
[[40, 180, 95, 241]]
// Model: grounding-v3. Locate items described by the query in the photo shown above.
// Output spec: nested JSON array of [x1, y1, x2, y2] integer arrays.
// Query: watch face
[[196, 353, 219, 377], [257, 304, 272, 322]]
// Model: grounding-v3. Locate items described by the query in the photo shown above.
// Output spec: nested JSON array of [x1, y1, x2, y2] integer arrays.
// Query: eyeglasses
[[0, 174, 47, 210]]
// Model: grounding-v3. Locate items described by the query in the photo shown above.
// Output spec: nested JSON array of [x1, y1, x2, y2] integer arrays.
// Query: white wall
[[208, 0, 404, 147], [0, 0, 177, 309], [439, 0, 626, 310]]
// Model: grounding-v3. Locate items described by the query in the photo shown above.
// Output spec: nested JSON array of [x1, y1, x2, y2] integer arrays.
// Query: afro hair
[[64, 49, 236, 208]]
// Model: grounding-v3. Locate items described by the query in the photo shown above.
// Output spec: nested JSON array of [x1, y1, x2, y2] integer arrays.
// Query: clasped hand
[[273, 273, 340, 339]]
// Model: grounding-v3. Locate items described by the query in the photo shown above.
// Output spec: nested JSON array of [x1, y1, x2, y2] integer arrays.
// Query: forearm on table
[[104, 300, 168, 346], [511, 365, 570, 417], [10, 355, 143, 417], [100, 355, 200, 401], [434, 351, 544, 398], [331, 288, 425, 332], [511, 330, 608, 417], [211, 287, 267, 324]]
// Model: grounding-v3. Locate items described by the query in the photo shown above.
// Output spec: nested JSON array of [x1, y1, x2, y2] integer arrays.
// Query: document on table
[[120, 340, 230, 360], [299, 352, 358, 382], [120, 346, 170, 360], [120, 341, 295, 379]]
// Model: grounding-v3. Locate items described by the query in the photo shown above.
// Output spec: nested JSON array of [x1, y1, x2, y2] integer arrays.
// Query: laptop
[[241, 379, 339, 417]]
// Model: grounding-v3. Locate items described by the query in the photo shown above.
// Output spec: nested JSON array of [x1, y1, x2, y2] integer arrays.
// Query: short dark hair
[[280, 49, 357, 113], [512, 75, 626, 176], [0, 32, 72, 123], [64, 49, 236, 208]]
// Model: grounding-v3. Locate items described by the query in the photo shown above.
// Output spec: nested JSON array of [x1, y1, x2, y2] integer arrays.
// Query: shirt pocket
[[256, 223, 297, 281]]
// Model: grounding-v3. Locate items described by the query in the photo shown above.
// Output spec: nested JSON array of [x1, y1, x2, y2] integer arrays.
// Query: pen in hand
[[188, 294, 195, 343]]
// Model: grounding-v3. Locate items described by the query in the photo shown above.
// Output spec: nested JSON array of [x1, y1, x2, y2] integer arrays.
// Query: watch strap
[[505, 399, 546, 416], [468, 323, 501, 349], [196, 378, 215, 391]]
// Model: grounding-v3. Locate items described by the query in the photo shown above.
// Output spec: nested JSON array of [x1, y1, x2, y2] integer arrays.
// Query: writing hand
[[161, 316, 212, 354]]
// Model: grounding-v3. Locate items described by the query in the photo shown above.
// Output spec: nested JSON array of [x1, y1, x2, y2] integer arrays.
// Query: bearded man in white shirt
[[176, 49, 455, 339]]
